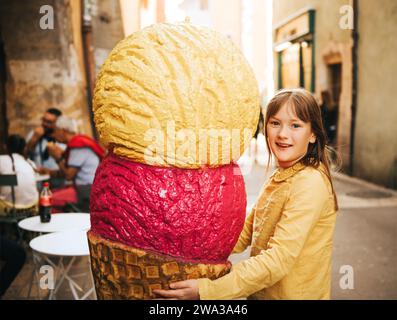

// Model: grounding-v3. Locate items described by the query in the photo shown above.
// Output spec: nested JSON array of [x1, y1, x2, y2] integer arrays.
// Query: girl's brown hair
[[264, 88, 339, 210]]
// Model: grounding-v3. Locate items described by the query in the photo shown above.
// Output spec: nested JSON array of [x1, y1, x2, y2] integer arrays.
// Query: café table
[[18, 213, 90, 234], [29, 229, 95, 300], [18, 213, 93, 299]]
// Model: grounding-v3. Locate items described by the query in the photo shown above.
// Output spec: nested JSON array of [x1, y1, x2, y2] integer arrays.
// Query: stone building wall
[[90, 0, 125, 76], [273, 0, 397, 189], [0, 0, 93, 139], [354, 0, 397, 189]]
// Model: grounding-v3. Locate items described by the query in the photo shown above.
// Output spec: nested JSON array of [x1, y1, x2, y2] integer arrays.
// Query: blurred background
[[0, 0, 396, 300]]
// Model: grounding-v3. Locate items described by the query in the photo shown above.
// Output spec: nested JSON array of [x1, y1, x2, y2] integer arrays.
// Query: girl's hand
[[153, 280, 200, 300]]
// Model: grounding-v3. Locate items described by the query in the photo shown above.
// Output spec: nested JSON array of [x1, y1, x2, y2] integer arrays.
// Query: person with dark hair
[[26, 108, 66, 188], [0, 135, 31, 298], [46, 108, 62, 117], [0, 135, 38, 215], [6, 134, 26, 155]]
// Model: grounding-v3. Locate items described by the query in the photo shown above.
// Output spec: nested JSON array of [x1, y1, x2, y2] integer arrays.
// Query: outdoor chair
[[0, 174, 36, 244]]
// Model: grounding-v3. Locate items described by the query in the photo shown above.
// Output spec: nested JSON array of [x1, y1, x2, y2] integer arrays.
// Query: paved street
[[3, 141, 397, 300]]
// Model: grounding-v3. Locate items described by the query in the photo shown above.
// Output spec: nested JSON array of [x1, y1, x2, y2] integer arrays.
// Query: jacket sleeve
[[231, 209, 254, 254], [198, 170, 330, 300]]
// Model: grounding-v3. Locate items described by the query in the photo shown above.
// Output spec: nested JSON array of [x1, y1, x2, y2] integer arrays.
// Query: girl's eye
[[291, 123, 301, 128], [269, 121, 280, 127]]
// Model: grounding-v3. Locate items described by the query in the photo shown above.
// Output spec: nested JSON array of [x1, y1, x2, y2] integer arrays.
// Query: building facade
[[273, 0, 353, 168], [273, 0, 397, 189], [0, 0, 93, 143], [353, 0, 397, 189], [0, 0, 134, 148]]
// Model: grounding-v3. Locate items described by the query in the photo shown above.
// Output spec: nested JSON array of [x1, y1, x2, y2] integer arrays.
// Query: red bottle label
[[39, 196, 52, 207]]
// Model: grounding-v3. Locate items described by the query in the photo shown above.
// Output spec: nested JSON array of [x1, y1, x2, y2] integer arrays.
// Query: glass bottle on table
[[39, 182, 52, 223]]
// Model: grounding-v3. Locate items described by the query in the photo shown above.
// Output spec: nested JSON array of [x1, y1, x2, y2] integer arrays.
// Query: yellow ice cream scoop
[[93, 22, 260, 168]]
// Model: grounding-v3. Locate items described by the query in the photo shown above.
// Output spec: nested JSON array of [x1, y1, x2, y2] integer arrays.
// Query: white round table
[[29, 230, 95, 300], [29, 229, 90, 256], [18, 213, 90, 233]]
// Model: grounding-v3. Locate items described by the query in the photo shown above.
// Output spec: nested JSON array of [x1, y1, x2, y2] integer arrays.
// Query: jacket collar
[[273, 162, 306, 182]]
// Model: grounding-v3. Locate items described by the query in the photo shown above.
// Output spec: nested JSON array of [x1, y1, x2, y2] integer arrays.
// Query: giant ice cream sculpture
[[87, 22, 260, 299]]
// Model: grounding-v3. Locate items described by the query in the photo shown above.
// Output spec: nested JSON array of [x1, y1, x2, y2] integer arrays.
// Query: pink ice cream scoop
[[90, 152, 246, 264]]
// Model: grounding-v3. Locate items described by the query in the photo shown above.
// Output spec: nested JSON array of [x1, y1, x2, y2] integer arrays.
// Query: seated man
[[40, 116, 105, 212], [26, 108, 66, 189]]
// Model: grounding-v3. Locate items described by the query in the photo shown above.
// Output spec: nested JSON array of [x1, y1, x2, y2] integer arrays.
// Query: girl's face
[[266, 102, 316, 169]]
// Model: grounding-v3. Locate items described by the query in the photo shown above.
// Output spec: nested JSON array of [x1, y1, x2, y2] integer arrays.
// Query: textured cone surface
[[93, 22, 260, 168], [88, 231, 231, 300]]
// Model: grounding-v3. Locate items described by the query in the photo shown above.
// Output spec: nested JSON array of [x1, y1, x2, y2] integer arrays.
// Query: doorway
[[324, 62, 342, 145]]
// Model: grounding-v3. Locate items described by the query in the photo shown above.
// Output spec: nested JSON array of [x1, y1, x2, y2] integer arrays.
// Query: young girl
[[154, 88, 339, 300]]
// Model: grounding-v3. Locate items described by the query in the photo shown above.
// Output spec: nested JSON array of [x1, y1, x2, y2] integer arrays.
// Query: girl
[[154, 88, 339, 300]]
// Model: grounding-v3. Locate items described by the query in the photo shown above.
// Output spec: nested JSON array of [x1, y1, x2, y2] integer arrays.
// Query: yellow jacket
[[198, 162, 337, 300]]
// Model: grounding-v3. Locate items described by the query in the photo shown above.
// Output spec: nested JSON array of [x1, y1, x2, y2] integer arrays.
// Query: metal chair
[[0, 174, 17, 186]]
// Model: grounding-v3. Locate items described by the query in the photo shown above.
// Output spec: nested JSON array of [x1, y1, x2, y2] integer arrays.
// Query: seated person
[[0, 135, 38, 216], [38, 116, 105, 212], [26, 108, 66, 189]]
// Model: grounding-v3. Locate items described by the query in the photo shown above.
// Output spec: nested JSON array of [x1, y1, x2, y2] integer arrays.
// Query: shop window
[[301, 41, 312, 92], [279, 40, 313, 91], [275, 9, 315, 92], [281, 43, 300, 89]]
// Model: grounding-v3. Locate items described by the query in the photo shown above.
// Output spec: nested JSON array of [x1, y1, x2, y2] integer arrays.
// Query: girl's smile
[[275, 142, 293, 149]]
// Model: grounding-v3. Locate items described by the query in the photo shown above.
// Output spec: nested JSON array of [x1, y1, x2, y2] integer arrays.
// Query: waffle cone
[[87, 231, 231, 300]]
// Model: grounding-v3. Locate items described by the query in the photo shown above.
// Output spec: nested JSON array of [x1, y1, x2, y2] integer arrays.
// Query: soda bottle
[[39, 182, 52, 223]]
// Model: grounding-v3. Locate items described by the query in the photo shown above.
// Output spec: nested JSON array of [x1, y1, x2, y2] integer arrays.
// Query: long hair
[[264, 88, 340, 210]]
